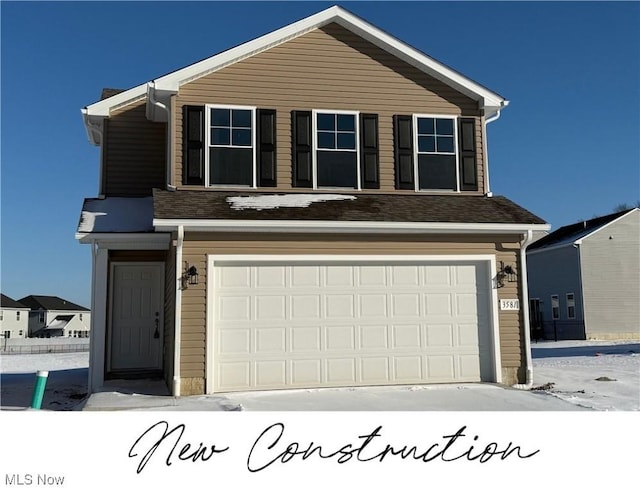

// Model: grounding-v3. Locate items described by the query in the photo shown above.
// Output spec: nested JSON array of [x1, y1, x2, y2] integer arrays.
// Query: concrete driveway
[[81, 382, 589, 412]]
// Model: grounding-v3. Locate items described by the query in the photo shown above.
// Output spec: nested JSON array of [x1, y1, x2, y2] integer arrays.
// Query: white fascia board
[[574, 208, 639, 245], [526, 242, 577, 256], [83, 83, 148, 117], [154, 218, 550, 235], [76, 232, 171, 250]]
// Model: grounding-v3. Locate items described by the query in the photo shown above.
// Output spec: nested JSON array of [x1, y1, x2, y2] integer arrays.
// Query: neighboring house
[[0, 294, 30, 339], [18, 295, 91, 338], [527, 208, 640, 341], [76, 5, 549, 396]]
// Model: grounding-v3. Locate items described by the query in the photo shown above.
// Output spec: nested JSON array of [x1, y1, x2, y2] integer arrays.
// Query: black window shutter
[[183, 105, 205, 186], [360, 113, 380, 189], [292, 110, 312, 188], [458, 118, 478, 191], [257, 109, 277, 187], [393, 115, 414, 190]]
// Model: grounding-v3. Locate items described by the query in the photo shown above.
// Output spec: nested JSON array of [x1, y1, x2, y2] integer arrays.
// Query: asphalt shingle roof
[[0, 294, 28, 309], [153, 190, 547, 225], [18, 295, 89, 312], [528, 208, 636, 251]]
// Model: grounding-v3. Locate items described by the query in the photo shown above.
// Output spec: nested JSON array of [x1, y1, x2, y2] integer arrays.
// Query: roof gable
[[0, 294, 28, 309], [18, 295, 89, 312], [528, 208, 639, 252], [82, 5, 507, 145]]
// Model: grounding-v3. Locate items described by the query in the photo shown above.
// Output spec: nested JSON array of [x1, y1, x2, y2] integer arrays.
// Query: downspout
[[173, 225, 184, 396], [88, 239, 97, 393], [482, 109, 501, 198], [148, 81, 174, 191], [513, 229, 535, 389]]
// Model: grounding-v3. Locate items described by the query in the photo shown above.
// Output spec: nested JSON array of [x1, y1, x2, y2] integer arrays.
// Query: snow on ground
[[531, 339, 640, 411], [1, 340, 638, 411]]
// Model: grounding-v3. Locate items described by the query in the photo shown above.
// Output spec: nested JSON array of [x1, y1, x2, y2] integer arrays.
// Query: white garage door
[[210, 259, 495, 392]]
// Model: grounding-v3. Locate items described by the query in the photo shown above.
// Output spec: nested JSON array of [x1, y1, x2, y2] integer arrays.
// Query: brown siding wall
[[174, 23, 484, 194], [103, 100, 167, 196], [179, 233, 525, 393]]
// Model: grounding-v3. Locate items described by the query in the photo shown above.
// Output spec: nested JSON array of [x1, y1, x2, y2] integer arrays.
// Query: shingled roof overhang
[[153, 190, 548, 235], [82, 5, 508, 146]]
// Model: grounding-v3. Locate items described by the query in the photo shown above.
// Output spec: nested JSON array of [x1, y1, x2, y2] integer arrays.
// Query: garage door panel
[[291, 326, 321, 351], [392, 324, 421, 348], [212, 260, 494, 392], [359, 325, 388, 350], [291, 359, 322, 385], [326, 325, 356, 350]]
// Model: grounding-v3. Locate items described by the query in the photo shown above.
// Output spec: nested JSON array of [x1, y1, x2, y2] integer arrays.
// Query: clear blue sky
[[1, 1, 639, 308]]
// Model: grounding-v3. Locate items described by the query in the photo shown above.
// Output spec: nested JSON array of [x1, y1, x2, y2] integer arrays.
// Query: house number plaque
[[500, 299, 520, 310]]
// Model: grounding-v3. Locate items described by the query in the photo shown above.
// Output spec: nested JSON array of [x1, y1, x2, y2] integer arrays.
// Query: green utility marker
[[30, 370, 49, 409]]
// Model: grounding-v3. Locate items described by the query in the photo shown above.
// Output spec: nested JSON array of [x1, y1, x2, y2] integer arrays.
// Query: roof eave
[[153, 218, 550, 235]]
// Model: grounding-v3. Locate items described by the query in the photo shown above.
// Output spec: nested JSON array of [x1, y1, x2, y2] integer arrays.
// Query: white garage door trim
[[205, 254, 502, 393]]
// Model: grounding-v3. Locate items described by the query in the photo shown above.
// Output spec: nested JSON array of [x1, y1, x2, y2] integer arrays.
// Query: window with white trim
[[0, 310, 3, 321], [207, 105, 256, 187], [414, 115, 458, 190], [551, 294, 560, 320], [566, 293, 576, 319], [314, 110, 359, 189], [16, 311, 20, 321]]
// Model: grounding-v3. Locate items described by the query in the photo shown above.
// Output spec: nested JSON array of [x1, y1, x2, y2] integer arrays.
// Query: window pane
[[318, 131, 335, 149], [211, 108, 230, 127], [317, 113, 335, 131], [417, 117, 434, 135], [435, 118, 454, 135], [337, 132, 356, 150], [211, 127, 230, 145], [317, 151, 357, 188], [418, 154, 456, 190], [436, 136, 454, 153], [210, 147, 253, 185], [232, 128, 252, 146], [232, 109, 252, 128], [418, 136, 435, 153], [337, 114, 355, 131]]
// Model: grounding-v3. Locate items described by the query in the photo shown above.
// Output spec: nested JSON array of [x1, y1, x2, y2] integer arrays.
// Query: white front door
[[109, 263, 164, 373]]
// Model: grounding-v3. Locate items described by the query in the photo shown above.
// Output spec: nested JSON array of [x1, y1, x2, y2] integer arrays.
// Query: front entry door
[[109, 263, 164, 374]]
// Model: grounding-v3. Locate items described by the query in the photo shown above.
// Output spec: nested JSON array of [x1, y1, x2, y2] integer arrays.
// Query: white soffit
[[83, 5, 507, 120]]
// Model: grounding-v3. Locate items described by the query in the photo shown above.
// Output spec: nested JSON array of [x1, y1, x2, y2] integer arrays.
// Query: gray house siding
[[527, 245, 584, 339], [580, 210, 640, 339]]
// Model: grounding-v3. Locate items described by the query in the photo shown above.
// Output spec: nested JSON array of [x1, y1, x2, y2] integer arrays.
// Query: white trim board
[[154, 218, 549, 235]]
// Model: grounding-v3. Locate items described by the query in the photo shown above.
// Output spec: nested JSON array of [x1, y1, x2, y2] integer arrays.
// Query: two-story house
[[18, 295, 91, 338], [76, 5, 548, 396], [0, 294, 30, 339]]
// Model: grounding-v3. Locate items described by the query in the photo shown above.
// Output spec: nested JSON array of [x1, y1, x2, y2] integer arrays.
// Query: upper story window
[[39, 312, 45, 323], [0, 310, 3, 321], [415, 116, 457, 190], [16, 311, 20, 321], [394, 114, 477, 192], [314, 111, 360, 189], [79, 313, 83, 321], [207, 105, 256, 187]]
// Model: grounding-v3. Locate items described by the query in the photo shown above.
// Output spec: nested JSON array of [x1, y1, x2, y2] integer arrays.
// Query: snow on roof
[[226, 194, 357, 211], [77, 197, 154, 236]]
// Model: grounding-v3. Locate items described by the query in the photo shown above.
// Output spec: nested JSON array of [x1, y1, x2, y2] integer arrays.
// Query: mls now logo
[[6, 474, 65, 486]]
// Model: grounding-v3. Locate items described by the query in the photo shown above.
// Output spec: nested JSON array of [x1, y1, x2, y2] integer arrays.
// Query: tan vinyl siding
[[174, 23, 484, 193], [179, 233, 525, 387], [103, 100, 166, 196]]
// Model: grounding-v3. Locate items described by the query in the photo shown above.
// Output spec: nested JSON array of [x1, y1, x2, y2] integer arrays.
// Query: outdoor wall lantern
[[497, 261, 517, 288], [182, 263, 199, 289]]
